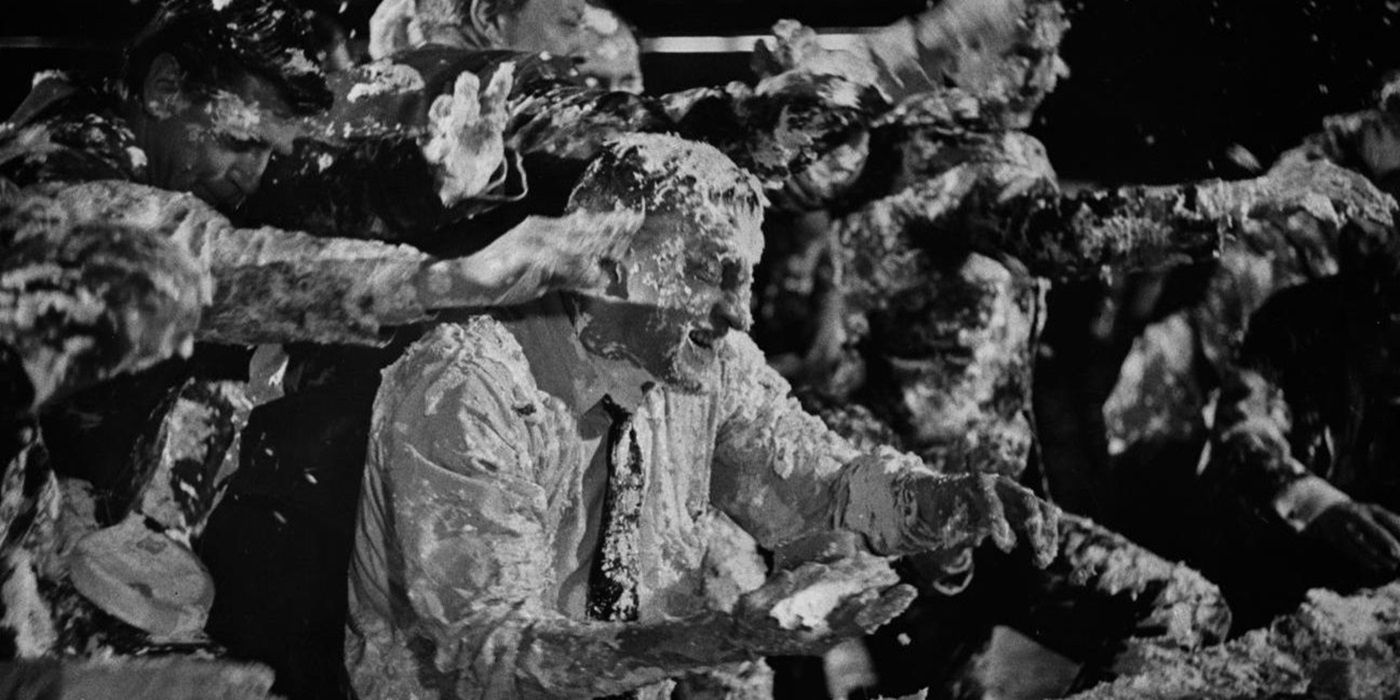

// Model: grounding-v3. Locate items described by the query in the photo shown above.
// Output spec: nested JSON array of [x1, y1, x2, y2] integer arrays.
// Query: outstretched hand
[[730, 551, 916, 657], [416, 209, 643, 309], [914, 472, 1061, 568], [422, 62, 515, 207], [1304, 501, 1400, 583]]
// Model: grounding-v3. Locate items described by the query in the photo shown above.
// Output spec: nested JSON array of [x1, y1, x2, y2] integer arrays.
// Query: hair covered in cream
[[565, 133, 767, 264]]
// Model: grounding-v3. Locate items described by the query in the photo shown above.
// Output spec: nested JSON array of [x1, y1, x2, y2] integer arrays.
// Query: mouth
[[225, 181, 251, 209], [193, 182, 246, 211], [688, 328, 721, 349]]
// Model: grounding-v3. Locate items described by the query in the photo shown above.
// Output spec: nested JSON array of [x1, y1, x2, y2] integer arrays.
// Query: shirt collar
[[495, 293, 612, 415]]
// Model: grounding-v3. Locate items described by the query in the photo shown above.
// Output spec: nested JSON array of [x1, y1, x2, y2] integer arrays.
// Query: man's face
[[576, 9, 642, 93], [933, 1, 1069, 129], [573, 210, 760, 392], [497, 0, 590, 56], [153, 73, 302, 212]]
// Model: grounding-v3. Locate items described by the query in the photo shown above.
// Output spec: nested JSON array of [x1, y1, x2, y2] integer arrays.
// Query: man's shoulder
[[718, 331, 765, 365], [405, 316, 532, 373], [378, 317, 545, 420], [715, 332, 791, 394], [1, 75, 144, 187]]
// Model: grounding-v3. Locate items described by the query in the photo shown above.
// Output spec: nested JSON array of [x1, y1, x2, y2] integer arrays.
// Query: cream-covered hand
[[912, 472, 1062, 568], [729, 550, 916, 656], [422, 62, 515, 207], [415, 209, 643, 308]]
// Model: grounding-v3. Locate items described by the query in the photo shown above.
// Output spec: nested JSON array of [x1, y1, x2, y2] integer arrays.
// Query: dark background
[[3, 0, 1398, 183]]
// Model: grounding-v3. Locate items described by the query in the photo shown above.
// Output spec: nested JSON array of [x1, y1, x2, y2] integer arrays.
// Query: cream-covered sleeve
[[201, 223, 430, 345], [710, 333, 1043, 557], [3, 180, 434, 347]]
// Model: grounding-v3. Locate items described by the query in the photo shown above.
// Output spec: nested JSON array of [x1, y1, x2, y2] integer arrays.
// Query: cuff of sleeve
[[355, 259, 429, 330], [916, 548, 974, 596], [1272, 473, 1351, 531], [834, 449, 933, 556]]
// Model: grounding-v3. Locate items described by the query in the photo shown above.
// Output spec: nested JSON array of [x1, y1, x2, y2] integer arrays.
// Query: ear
[[142, 53, 187, 119], [467, 0, 508, 46]]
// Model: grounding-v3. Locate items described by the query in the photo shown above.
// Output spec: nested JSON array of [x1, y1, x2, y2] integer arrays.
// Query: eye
[[686, 258, 723, 285], [721, 261, 746, 290], [218, 135, 268, 153], [559, 9, 584, 29]]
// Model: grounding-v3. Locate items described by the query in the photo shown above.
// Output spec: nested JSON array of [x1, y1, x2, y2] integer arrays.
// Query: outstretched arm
[[832, 160, 1226, 282], [0, 181, 639, 408], [836, 157, 1397, 286], [1024, 156, 1396, 278], [710, 333, 1060, 563], [202, 208, 640, 345]]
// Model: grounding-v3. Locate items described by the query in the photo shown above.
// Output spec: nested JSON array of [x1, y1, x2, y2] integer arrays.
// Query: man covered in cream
[[348, 133, 1062, 699]]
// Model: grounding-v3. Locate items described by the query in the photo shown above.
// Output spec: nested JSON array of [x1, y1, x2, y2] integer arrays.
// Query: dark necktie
[[586, 396, 645, 700], [586, 395, 645, 624]]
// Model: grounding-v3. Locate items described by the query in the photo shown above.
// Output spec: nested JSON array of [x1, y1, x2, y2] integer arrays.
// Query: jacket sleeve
[[242, 137, 471, 244], [6, 180, 437, 347], [200, 224, 430, 345], [832, 160, 1227, 283], [710, 333, 976, 556]]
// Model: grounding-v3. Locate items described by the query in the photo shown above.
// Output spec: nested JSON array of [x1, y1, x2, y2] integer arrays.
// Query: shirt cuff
[[1272, 474, 1351, 531]]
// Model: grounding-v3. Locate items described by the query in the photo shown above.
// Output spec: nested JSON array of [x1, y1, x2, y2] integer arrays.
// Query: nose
[[230, 148, 274, 195], [270, 131, 297, 157], [712, 292, 750, 333]]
